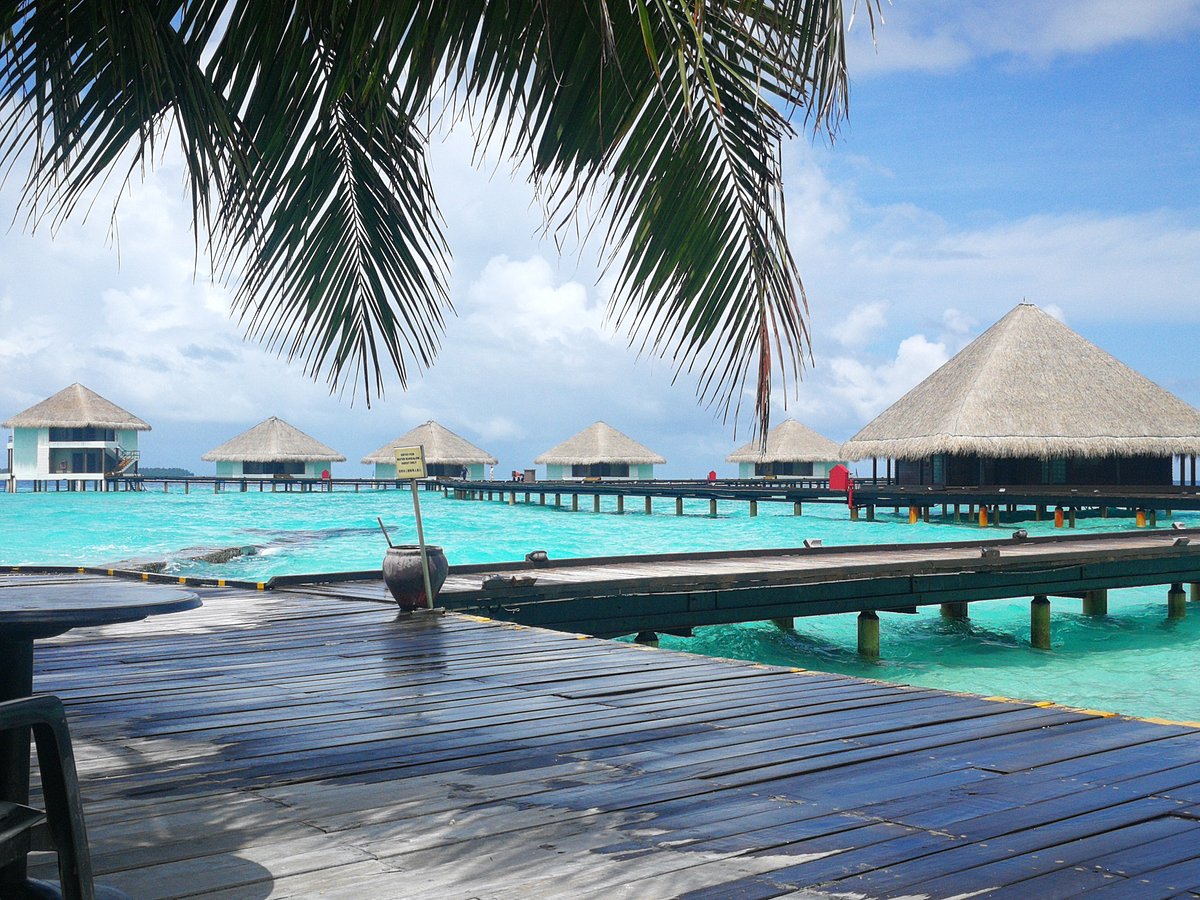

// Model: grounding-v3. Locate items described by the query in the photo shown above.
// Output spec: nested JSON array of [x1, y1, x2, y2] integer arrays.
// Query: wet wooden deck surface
[[15, 573, 1200, 898]]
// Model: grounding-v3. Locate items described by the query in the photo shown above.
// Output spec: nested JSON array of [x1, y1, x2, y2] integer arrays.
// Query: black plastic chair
[[0, 694, 99, 900]]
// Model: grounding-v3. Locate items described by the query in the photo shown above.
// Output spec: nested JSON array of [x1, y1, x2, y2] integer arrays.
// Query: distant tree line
[[139, 467, 195, 478]]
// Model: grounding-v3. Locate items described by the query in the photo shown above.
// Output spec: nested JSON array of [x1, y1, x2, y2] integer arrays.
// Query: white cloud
[[941, 307, 976, 336], [464, 255, 605, 349], [825, 333, 950, 421], [848, 0, 1200, 75], [834, 301, 889, 348], [1042, 303, 1067, 323]]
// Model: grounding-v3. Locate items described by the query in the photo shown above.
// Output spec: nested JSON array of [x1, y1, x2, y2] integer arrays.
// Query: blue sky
[[2, 3, 1199, 477]]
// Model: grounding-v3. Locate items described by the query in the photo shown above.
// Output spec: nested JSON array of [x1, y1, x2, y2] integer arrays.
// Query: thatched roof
[[841, 302, 1200, 461], [534, 422, 666, 466], [726, 418, 842, 463], [201, 417, 345, 462], [361, 421, 497, 465], [3, 383, 150, 431]]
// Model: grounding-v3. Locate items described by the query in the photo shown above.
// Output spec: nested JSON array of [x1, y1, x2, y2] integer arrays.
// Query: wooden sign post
[[394, 446, 434, 609]]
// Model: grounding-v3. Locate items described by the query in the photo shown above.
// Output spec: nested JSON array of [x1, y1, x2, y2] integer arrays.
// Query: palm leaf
[[0, 0, 868, 436]]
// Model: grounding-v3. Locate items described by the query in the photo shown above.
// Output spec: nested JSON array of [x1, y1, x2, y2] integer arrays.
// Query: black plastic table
[[0, 581, 201, 889]]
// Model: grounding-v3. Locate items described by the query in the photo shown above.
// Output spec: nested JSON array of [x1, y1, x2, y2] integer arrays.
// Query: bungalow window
[[570, 463, 630, 478], [754, 462, 814, 477], [426, 463, 464, 477], [49, 427, 115, 442], [243, 461, 306, 476]]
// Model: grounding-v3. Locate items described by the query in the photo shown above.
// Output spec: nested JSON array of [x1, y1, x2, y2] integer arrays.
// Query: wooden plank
[[11, 574, 1200, 898]]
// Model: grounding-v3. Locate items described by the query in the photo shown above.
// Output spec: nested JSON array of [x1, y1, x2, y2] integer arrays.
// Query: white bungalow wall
[[373, 463, 485, 479], [10, 428, 42, 479], [738, 461, 840, 479], [214, 460, 332, 477], [8, 427, 136, 481], [544, 463, 657, 480]]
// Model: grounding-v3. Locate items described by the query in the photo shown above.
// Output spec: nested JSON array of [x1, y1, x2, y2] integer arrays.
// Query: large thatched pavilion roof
[[726, 418, 841, 463], [841, 303, 1200, 461], [202, 417, 345, 463], [3, 383, 150, 431], [361, 421, 497, 466], [534, 422, 666, 466]]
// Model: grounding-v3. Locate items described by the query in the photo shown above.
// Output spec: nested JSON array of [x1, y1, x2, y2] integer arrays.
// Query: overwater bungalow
[[202, 416, 345, 477], [3, 383, 149, 490], [841, 302, 1200, 487], [362, 421, 497, 479], [726, 418, 843, 479], [535, 421, 665, 480]]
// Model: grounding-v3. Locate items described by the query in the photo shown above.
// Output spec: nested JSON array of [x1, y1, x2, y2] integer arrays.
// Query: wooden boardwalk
[[15, 572, 1200, 898], [281, 528, 1200, 642], [449, 476, 1200, 513]]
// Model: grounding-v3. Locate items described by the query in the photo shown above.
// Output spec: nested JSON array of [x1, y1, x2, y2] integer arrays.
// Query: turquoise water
[[3, 488, 1199, 722]]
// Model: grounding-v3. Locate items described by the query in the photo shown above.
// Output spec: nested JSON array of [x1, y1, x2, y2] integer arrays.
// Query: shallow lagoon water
[[3, 488, 1199, 723]]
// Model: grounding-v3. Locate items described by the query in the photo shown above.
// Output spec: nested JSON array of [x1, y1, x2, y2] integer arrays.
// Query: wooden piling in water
[[616, 495, 624, 515], [645, 496, 652, 515], [1082, 589, 1108, 616], [593, 495, 600, 513], [794, 501, 802, 516], [1031, 595, 1051, 649], [941, 602, 969, 620], [709, 498, 717, 517], [676, 497, 684, 516], [857, 611, 880, 658], [771, 617, 793, 631], [749, 499, 757, 517], [1169, 583, 1187, 619]]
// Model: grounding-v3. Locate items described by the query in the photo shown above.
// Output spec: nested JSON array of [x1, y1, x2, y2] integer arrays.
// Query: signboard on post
[[395, 446, 434, 609], [394, 445, 428, 480]]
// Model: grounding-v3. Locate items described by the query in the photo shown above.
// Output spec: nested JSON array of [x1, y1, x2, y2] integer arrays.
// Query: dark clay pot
[[383, 545, 449, 610]]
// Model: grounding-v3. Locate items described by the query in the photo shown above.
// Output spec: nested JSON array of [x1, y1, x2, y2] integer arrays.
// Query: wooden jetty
[[14, 571, 1200, 898], [13, 475, 443, 494], [445, 476, 1200, 521], [281, 527, 1200, 654]]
